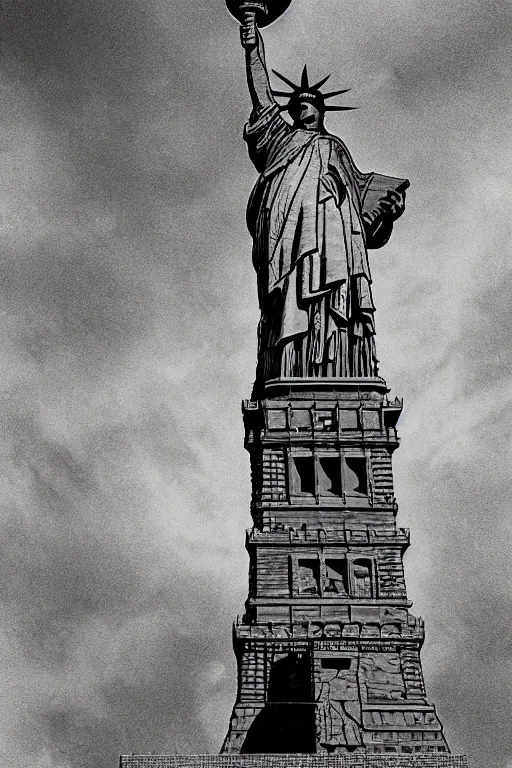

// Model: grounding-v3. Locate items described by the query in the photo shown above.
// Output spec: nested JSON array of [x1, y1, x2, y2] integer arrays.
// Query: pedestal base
[[120, 755, 469, 768]]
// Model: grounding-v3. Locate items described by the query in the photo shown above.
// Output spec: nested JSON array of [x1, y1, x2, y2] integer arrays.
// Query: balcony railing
[[247, 525, 410, 547], [234, 615, 424, 642]]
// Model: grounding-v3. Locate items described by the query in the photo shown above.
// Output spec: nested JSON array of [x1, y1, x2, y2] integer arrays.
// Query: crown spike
[[272, 90, 295, 98], [311, 74, 331, 90], [301, 65, 310, 90], [272, 69, 301, 91], [323, 88, 351, 100], [324, 105, 358, 111]]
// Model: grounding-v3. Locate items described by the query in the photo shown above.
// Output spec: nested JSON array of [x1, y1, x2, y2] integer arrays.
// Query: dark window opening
[[320, 657, 351, 671], [298, 559, 320, 595], [345, 457, 367, 495], [293, 456, 315, 495], [288, 556, 294, 596], [318, 457, 342, 496], [324, 559, 348, 594]]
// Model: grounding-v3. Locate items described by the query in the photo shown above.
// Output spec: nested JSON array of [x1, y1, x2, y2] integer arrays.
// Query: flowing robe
[[245, 104, 405, 381]]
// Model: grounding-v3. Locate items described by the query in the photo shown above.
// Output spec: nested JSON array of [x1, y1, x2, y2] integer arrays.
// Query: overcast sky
[[0, 0, 511, 766]]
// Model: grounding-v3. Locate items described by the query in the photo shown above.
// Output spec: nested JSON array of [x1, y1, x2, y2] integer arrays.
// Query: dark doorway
[[241, 652, 315, 753], [268, 652, 311, 702], [241, 704, 315, 753]]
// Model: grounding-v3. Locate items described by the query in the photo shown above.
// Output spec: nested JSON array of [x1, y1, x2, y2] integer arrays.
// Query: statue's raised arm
[[240, 13, 275, 113]]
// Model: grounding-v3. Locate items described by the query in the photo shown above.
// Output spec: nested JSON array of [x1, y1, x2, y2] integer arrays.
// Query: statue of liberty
[[238, 9, 409, 383]]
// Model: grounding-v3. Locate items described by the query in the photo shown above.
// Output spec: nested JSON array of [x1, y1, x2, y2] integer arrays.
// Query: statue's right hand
[[240, 12, 258, 50]]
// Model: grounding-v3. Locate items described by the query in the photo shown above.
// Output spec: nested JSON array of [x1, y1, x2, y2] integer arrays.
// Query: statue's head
[[287, 93, 325, 131], [272, 66, 356, 131]]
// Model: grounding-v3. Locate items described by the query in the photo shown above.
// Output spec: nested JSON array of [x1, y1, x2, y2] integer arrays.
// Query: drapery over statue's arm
[[240, 13, 276, 113]]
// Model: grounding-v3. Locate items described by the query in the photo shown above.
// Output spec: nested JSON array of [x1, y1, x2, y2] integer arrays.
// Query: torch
[[225, 0, 292, 29]]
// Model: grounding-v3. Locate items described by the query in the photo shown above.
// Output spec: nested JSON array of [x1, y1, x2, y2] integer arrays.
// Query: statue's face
[[292, 101, 323, 131]]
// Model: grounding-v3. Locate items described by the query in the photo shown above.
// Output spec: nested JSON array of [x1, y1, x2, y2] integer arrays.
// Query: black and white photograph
[[0, 1, 510, 767]]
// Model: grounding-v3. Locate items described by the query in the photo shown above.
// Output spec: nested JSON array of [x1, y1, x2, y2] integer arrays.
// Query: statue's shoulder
[[245, 104, 289, 138], [321, 132, 353, 158]]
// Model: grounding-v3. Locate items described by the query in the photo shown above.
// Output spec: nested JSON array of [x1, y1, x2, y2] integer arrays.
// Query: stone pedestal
[[119, 378, 469, 765], [220, 379, 451, 756]]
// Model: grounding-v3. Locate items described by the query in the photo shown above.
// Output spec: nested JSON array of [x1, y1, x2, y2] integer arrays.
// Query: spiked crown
[[272, 65, 356, 116]]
